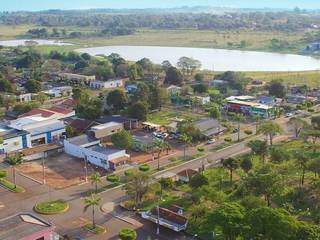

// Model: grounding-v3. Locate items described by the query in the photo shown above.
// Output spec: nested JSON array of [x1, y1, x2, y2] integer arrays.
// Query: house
[[125, 84, 138, 93], [155, 172, 178, 182], [210, 79, 228, 88], [65, 118, 96, 134], [286, 94, 312, 104], [20, 107, 75, 120], [177, 169, 198, 183], [89, 79, 124, 90], [43, 86, 73, 98], [64, 134, 130, 170], [194, 96, 211, 105], [59, 73, 95, 84], [96, 115, 139, 130], [0, 124, 30, 154], [16, 93, 32, 102], [141, 205, 188, 232], [225, 96, 276, 118], [257, 96, 277, 106], [89, 122, 123, 140], [195, 119, 226, 139], [132, 133, 155, 152], [9, 116, 66, 147], [166, 85, 181, 95], [0, 212, 56, 240]]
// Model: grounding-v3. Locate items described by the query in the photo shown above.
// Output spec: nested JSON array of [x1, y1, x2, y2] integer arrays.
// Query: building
[[225, 96, 275, 118], [194, 96, 211, 105], [43, 86, 73, 98], [0, 125, 30, 154], [65, 118, 96, 135], [64, 134, 129, 170], [89, 122, 123, 140], [0, 212, 56, 240], [141, 205, 188, 232], [210, 79, 228, 88], [16, 93, 33, 102], [195, 119, 226, 139], [125, 84, 138, 93], [177, 169, 198, 183], [59, 73, 95, 84], [97, 115, 139, 130], [285, 94, 317, 104], [166, 85, 181, 95], [9, 116, 66, 147], [20, 107, 75, 120], [89, 79, 124, 90]]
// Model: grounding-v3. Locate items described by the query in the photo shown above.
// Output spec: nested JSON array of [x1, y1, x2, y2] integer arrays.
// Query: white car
[[285, 113, 293, 118], [207, 139, 216, 144]]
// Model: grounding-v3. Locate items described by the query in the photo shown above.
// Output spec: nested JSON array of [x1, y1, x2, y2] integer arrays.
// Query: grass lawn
[[83, 223, 106, 234], [34, 200, 69, 214], [0, 179, 24, 193]]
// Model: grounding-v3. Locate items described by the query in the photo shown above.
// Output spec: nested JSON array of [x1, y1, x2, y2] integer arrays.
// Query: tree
[[247, 207, 298, 240], [232, 113, 244, 142], [106, 89, 128, 113], [0, 79, 14, 92], [240, 157, 253, 174], [311, 115, 320, 130], [269, 146, 291, 163], [119, 228, 137, 240], [268, 80, 286, 98], [179, 133, 192, 161], [76, 97, 103, 120], [296, 222, 320, 240], [124, 171, 150, 208], [164, 66, 183, 85], [0, 169, 7, 181], [192, 83, 208, 94], [288, 117, 308, 138], [132, 82, 149, 103], [111, 130, 133, 150], [295, 152, 309, 186], [2, 95, 16, 110], [89, 172, 101, 194], [257, 121, 283, 146], [252, 114, 262, 134], [7, 153, 22, 188], [194, 72, 205, 82], [209, 104, 221, 119], [247, 140, 268, 163], [189, 173, 208, 188], [177, 57, 201, 76], [307, 158, 320, 178], [208, 203, 246, 240], [25, 80, 41, 93], [83, 194, 101, 229], [127, 101, 148, 121], [153, 139, 170, 170], [222, 158, 239, 183]]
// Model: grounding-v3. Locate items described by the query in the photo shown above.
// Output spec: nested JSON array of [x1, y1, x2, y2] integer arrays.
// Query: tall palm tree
[[222, 157, 239, 183], [83, 194, 101, 228], [7, 153, 22, 188], [89, 172, 102, 193], [252, 114, 262, 134], [233, 113, 245, 142], [153, 139, 170, 170], [257, 121, 283, 146], [179, 133, 192, 161], [295, 152, 309, 187]]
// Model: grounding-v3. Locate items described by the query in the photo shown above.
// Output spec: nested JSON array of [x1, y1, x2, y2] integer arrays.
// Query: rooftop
[[0, 125, 27, 140], [87, 145, 121, 155], [177, 169, 198, 178], [67, 134, 99, 146], [96, 115, 137, 124], [91, 121, 122, 130], [0, 213, 53, 240]]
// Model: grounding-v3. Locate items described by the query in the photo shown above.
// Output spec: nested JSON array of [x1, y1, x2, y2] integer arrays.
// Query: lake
[[0, 39, 73, 47], [77, 45, 320, 72]]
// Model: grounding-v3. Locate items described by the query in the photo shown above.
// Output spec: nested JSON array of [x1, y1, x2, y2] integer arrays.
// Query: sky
[[2, 0, 320, 12]]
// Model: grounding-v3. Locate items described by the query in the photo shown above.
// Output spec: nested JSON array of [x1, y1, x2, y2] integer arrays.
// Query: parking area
[[17, 153, 105, 189]]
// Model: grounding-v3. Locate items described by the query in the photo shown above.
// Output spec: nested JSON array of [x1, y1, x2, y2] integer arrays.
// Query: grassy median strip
[[83, 223, 106, 234], [0, 179, 24, 193], [34, 200, 69, 215]]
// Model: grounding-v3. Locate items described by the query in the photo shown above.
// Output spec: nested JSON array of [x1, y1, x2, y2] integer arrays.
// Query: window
[[36, 237, 44, 240]]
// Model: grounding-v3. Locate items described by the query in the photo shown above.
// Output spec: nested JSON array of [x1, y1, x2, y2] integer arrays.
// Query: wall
[[2, 134, 31, 154]]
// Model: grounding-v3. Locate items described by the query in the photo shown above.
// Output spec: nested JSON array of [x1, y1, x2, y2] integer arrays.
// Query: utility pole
[[156, 205, 160, 235], [84, 157, 88, 182], [42, 158, 46, 185]]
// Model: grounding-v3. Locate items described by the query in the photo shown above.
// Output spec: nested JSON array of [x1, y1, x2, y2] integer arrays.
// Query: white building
[[195, 96, 211, 105], [43, 86, 73, 98], [89, 79, 124, 90], [9, 116, 66, 147], [16, 93, 33, 102], [64, 134, 129, 170], [0, 125, 31, 154]]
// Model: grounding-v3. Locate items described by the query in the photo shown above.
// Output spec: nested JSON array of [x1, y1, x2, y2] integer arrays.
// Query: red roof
[[69, 119, 95, 132], [151, 207, 187, 225], [20, 108, 55, 118], [49, 106, 73, 115], [57, 99, 76, 110]]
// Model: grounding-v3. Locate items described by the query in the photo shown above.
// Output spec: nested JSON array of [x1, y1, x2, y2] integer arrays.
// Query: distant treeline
[[2, 11, 320, 32]]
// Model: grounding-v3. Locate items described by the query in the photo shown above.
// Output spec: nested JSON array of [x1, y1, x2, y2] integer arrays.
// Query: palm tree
[[295, 152, 309, 187], [222, 157, 239, 183], [252, 114, 262, 134], [89, 172, 102, 193], [83, 194, 101, 229], [233, 113, 245, 142], [288, 117, 308, 138], [7, 153, 22, 188], [179, 133, 192, 161], [257, 121, 283, 146], [153, 139, 170, 170]]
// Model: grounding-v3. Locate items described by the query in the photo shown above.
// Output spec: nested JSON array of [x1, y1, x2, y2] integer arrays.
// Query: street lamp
[[42, 157, 46, 185], [156, 204, 160, 235], [84, 156, 88, 182]]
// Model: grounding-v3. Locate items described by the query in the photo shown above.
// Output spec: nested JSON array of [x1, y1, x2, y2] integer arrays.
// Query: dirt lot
[[17, 153, 105, 189]]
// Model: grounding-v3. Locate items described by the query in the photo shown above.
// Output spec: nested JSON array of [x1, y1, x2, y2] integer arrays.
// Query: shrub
[[107, 174, 120, 183], [119, 228, 137, 240], [169, 157, 178, 162], [224, 137, 232, 142], [139, 164, 150, 172], [124, 169, 134, 177], [244, 130, 253, 135], [308, 108, 315, 112]]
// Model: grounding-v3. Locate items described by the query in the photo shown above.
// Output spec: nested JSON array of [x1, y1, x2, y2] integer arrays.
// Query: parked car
[[207, 139, 216, 145], [232, 128, 239, 133], [285, 112, 293, 118]]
